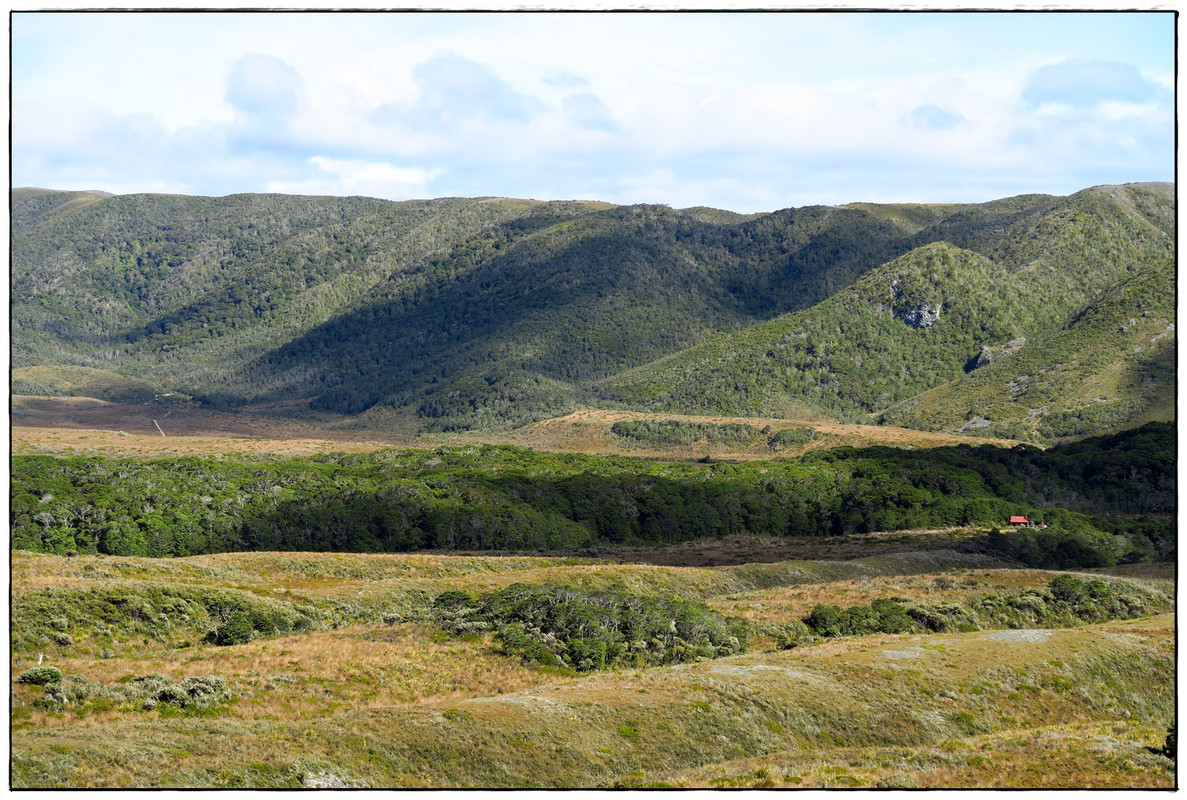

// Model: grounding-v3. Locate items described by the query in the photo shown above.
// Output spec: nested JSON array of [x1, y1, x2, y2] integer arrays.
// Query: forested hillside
[[11, 183, 1174, 439], [606, 184, 1175, 439]]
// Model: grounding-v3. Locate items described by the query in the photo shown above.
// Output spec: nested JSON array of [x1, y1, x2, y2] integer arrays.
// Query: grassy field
[[10, 547, 1175, 788], [11, 397, 1023, 462]]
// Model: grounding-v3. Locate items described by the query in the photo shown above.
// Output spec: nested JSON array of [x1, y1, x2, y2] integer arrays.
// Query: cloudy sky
[[11, 10, 1175, 212]]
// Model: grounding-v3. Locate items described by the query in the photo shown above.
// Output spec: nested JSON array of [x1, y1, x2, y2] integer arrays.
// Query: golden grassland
[[10, 547, 1175, 789], [12, 395, 1023, 462]]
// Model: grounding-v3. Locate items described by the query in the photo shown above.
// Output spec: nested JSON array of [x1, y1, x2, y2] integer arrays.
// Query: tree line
[[11, 423, 1173, 567]]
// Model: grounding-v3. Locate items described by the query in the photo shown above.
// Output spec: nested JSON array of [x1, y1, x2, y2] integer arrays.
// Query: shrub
[[176, 675, 231, 708], [434, 583, 747, 671], [870, 599, 916, 634], [774, 620, 817, 649], [1161, 725, 1175, 760], [611, 419, 761, 448], [17, 666, 63, 686], [214, 611, 255, 646], [803, 599, 918, 637], [143, 675, 231, 710], [767, 426, 817, 449], [804, 604, 843, 637], [908, 602, 979, 633]]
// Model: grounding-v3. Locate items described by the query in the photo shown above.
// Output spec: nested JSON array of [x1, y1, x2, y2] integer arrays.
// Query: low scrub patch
[[433, 583, 747, 671], [609, 419, 817, 452], [21, 670, 231, 715], [17, 665, 64, 686], [802, 575, 1166, 639], [11, 583, 324, 653]]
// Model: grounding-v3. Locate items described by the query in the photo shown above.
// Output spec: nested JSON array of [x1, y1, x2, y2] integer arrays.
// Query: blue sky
[[11, 10, 1175, 212]]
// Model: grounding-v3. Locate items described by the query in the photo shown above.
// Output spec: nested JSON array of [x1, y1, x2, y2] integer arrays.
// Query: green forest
[[11, 422, 1174, 568]]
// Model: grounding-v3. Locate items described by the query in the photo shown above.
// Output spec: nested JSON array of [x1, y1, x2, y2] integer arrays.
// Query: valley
[[10, 182, 1176, 788]]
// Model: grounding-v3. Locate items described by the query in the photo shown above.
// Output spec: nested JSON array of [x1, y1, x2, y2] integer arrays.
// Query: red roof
[[1009, 515, 1029, 524]]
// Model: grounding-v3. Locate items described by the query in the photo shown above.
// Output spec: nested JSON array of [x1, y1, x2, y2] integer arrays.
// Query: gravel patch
[[707, 664, 819, 681], [468, 693, 574, 716], [981, 629, 1052, 643]]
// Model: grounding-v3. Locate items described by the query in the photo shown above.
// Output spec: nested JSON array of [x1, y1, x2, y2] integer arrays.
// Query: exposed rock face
[[970, 337, 1027, 370], [889, 279, 942, 330], [898, 304, 942, 330]]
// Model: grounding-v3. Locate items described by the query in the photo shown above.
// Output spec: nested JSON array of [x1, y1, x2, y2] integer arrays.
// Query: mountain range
[[11, 182, 1175, 442]]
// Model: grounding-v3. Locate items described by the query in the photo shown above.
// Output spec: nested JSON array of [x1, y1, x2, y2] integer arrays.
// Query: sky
[[10, 9, 1176, 213]]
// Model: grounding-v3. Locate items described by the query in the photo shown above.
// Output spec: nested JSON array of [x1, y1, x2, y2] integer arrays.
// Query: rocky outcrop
[[898, 304, 942, 329], [889, 280, 942, 330], [970, 337, 1027, 370]]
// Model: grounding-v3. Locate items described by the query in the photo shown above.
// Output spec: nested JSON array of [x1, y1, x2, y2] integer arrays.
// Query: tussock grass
[[12, 615, 1173, 787], [10, 548, 1174, 788], [644, 719, 1175, 788]]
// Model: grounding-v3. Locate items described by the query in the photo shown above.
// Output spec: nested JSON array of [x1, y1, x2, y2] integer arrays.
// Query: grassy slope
[[10, 550, 1174, 788]]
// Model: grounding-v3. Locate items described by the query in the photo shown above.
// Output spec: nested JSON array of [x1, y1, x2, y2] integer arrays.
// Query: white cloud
[[226, 54, 304, 118], [11, 12, 1174, 210], [265, 156, 444, 199]]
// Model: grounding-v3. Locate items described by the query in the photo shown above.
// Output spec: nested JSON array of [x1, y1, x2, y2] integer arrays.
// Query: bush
[[611, 419, 761, 448], [1161, 725, 1175, 760], [804, 604, 844, 637], [803, 599, 918, 638], [214, 611, 255, 646], [767, 426, 817, 449], [802, 576, 1164, 641], [17, 666, 63, 686], [774, 620, 817, 649], [907, 602, 979, 633], [21, 670, 232, 715], [174, 675, 231, 708]]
